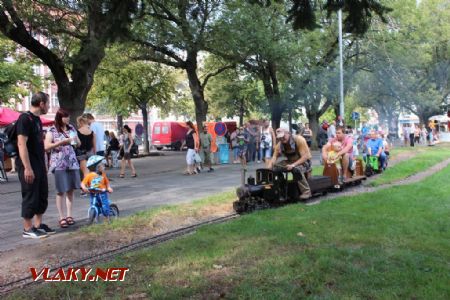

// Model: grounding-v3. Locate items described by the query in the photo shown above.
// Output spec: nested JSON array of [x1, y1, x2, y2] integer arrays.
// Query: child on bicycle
[[81, 155, 113, 219]]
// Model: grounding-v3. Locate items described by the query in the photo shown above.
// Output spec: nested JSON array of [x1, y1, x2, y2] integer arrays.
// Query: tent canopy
[[0, 107, 53, 127], [429, 115, 449, 123]]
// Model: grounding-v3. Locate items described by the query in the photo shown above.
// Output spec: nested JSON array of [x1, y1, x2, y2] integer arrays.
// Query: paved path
[[0, 150, 322, 252]]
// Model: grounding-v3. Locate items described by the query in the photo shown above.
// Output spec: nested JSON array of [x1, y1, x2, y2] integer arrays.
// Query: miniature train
[[233, 158, 367, 214]]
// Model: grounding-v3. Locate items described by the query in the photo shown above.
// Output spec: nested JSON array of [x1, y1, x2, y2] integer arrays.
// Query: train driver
[[322, 126, 354, 179], [267, 128, 312, 200]]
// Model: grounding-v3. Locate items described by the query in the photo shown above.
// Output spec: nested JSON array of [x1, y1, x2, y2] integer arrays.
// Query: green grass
[[79, 190, 236, 235], [369, 144, 450, 186], [11, 162, 450, 299]]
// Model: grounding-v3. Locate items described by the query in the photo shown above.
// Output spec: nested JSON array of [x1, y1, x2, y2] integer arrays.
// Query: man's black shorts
[[18, 165, 48, 219]]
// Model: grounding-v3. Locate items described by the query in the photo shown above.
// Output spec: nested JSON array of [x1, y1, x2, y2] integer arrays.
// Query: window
[[154, 125, 160, 134], [162, 125, 169, 134]]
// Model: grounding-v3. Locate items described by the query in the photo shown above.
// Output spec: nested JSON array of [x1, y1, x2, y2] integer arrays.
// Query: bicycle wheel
[[0, 160, 8, 182], [88, 207, 97, 224], [109, 204, 119, 220]]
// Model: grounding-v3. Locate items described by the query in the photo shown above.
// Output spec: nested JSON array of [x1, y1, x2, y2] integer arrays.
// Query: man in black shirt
[[17, 92, 54, 238]]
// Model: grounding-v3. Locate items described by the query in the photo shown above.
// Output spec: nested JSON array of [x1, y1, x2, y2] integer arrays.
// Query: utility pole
[[338, 8, 345, 119]]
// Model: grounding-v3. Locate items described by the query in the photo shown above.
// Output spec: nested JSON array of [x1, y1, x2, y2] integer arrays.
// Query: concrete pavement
[[0, 150, 321, 252]]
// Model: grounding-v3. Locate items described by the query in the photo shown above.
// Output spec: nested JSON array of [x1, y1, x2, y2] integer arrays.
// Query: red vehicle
[[151, 121, 188, 150]]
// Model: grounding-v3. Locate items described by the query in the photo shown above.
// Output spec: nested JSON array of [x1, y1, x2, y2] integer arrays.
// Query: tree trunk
[[141, 105, 150, 154], [57, 80, 92, 125], [307, 112, 320, 150], [117, 115, 123, 131], [186, 52, 207, 132], [288, 109, 292, 132]]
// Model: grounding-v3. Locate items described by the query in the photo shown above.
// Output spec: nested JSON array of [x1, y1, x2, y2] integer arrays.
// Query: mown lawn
[[11, 161, 450, 299], [369, 144, 450, 186]]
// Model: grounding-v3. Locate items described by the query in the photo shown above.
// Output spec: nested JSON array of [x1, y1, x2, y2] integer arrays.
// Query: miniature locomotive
[[233, 159, 366, 214]]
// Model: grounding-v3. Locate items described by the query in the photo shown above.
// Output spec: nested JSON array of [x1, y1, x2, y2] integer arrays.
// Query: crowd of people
[[4, 94, 442, 239], [401, 123, 438, 147], [7, 92, 140, 238]]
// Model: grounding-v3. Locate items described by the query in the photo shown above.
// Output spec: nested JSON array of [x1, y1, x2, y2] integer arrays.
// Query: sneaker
[[207, 168, 214, 172], [37, 224, 56, 235], [23, 227, 48, 239], [299, 191, 312, 200]]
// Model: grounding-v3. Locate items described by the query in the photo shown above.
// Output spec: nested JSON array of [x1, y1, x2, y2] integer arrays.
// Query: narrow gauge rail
[[0, 213, 239, 295]]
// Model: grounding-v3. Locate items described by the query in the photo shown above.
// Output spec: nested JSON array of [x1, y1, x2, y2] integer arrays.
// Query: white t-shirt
[[260, 127, 273, 148], [90, 121, 105, 152]]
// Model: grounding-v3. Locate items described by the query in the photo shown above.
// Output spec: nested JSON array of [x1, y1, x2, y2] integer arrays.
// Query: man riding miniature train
[[267, 128, 312, 200], [363, 130, 387, 170], [322, 126, 354, 180]]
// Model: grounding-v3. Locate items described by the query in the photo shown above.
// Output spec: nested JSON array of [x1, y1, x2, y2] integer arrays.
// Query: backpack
[[3, 112, 34, 158], [133, 135, 142, 146]]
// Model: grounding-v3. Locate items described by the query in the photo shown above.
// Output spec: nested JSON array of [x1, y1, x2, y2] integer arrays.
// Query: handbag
[[194, 153, 202, 163]]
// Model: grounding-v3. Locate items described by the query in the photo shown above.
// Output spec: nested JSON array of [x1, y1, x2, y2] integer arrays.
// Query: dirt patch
[[0, 202, 235, 285]]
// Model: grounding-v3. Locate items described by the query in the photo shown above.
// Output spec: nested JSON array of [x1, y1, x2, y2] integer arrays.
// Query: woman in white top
[[259, 120, 276, 167]]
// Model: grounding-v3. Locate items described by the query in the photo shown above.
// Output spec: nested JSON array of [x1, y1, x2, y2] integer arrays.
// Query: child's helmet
[[86, 155, 106, 172]]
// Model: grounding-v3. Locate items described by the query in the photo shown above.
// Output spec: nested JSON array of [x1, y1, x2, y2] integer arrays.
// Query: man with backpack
[[16, 92, 54, 238]]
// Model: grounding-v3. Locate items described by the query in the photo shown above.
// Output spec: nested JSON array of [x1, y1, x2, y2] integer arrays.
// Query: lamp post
[[338, 8, 344, 119]]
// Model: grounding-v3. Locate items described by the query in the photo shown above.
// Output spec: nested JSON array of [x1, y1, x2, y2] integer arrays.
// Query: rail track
[[0, 213, 239, 295]]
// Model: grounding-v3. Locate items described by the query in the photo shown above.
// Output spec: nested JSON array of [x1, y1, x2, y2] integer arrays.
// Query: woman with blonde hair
[[76, 115, 96, 178]]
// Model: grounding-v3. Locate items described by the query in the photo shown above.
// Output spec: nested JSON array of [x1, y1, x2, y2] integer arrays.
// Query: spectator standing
[[414, 125, 421, 145], [104, 130, 111, 166], [402, 124, 409, 147], [236, 126, 249, 169], [44, 109, 81, 229], [409, 124, 415, 147], [230, 129, 240, 164], [245, 122, 257, 163], [255, 123, 262, 163], [17, 92, 54, 238], [316, 123, 328, 165], [327, 121, 336, 139], [182, 121, 199, 175], [108, 131, 120, 168], [199, 126, 214, 172], [85, 113, 105, 156], [259, 120, 276, 167], [77, 115, 96, 178], [302, 123, 313, 148], [119, 125, 137, 178], [421, 126, 427, 145]]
